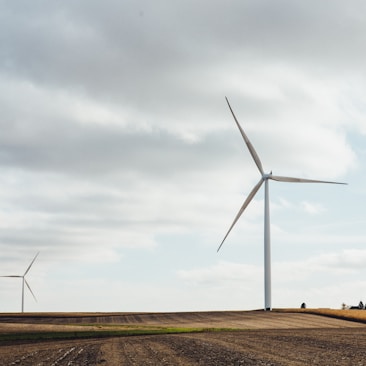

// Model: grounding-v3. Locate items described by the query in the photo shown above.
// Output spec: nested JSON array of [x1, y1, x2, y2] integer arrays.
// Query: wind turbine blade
[[0, 275, 22, 278], [225, 97, 264, 175], [270, 175, 347, 184], [218, 179, 264, 252], [24, 279, 37, 302], [24, 252, 40, 276]]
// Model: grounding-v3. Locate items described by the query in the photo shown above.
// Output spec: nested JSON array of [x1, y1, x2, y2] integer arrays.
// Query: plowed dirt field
[[1, 310, 366, 365]]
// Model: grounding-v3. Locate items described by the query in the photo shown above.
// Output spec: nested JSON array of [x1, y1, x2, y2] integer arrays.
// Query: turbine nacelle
[[262, 172, 273, 180]]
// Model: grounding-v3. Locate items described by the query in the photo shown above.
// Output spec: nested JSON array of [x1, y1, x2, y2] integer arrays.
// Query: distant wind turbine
[[1, 252, 39, 312], [217, 97, 346, 311]]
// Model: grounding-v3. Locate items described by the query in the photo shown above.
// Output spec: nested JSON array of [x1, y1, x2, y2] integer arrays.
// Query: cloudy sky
[[0, 0, 365, 312]]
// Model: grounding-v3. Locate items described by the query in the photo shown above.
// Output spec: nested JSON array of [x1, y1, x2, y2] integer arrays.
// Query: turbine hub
[[262, 172, 272, 180]]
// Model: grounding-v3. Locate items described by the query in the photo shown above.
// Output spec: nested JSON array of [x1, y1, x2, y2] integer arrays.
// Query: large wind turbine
[[217, 97, 346, 311], [1, 252, 39, 312]]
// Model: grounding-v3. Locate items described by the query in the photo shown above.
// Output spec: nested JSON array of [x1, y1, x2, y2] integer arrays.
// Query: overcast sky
[[0, 0, 365, 312]]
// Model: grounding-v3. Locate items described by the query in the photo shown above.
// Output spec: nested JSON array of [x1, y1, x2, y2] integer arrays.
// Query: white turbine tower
[[217, 97, 346, 311], [1, 252, 39, 312]]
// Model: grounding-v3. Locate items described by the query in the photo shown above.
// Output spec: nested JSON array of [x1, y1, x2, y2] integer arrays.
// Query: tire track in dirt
[[173, 331, 311, 366], [0, 340, 101, 366], [98, 337, 191, 365], [155, 334, 274, 365]]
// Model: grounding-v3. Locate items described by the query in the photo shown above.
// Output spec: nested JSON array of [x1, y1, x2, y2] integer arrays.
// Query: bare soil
[[1, 310, 366, 365]]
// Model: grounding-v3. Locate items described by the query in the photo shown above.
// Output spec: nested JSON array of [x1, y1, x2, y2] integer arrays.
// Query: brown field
[[1, 309, 366, 365]]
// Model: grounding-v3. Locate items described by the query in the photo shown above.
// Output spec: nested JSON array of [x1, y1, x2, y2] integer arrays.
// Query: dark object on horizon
[[350, 301, 365, 310], [301, 302, 306, 309]]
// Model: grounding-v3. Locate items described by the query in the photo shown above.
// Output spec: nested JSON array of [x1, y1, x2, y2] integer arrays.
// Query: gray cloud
[[0, 115, 237, 177], [3, 1, 365, 100]]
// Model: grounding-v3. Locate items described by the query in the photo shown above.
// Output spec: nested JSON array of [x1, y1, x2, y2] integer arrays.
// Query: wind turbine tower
[[218, 97, 346, 311]]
